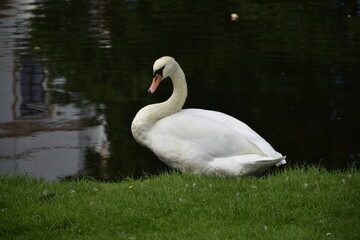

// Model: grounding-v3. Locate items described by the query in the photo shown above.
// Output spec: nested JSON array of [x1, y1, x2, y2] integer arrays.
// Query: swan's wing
[[149, 109, 282, 160], [179, 109, 283, 159]]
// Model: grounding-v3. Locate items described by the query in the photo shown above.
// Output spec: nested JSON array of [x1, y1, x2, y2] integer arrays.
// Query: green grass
[[0, 167, 359, 240]]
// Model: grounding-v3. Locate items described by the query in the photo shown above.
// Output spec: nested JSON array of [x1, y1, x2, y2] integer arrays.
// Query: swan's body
[[132, 56, 286, 176]]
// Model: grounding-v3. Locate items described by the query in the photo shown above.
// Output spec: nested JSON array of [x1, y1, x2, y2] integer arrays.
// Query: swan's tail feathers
[[275, 156, 287, 167], [210, 155, 286, 176]]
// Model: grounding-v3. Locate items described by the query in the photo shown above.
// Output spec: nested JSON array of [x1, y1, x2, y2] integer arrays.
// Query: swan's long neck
[[131, 65, 187, 143], [158, 67, 187, 117]]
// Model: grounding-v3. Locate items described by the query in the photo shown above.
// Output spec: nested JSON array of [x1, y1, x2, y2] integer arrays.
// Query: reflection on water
[[0, 0, 359, 181], [0, 52, 109, 181], [0, 0, 111, 181], [19, 57, 47, 118]]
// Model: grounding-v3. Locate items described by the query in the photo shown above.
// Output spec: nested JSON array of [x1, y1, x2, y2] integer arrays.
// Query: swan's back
[[181, 109, 283, 159]]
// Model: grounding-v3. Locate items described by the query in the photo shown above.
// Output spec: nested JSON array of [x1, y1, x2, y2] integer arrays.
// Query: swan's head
[[149, 56, 177, 93]]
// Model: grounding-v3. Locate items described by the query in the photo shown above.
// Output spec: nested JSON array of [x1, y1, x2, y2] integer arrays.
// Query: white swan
[[132, 56, 286, 176]]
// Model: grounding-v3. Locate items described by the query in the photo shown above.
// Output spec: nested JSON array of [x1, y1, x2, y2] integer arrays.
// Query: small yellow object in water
[[231, 13, 239, 21]]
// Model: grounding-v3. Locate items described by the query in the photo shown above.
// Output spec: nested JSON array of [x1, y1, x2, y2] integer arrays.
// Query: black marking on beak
[[153, 66, 165, 77]]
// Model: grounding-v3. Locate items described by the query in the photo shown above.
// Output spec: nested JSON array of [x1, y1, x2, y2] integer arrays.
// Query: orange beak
[[148, 73, 163, 93]]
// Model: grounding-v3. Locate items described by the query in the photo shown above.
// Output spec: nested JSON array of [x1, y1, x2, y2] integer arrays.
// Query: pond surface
[[0, 0, 359, 181]]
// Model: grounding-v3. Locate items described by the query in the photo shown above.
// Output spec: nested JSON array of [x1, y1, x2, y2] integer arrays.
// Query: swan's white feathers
[[145, 108, 285, 175], [150, 109, 263, 158], [182, 109, 283, 159]]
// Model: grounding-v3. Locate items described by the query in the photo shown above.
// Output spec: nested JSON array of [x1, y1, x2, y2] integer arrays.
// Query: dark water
[[0, 0, 359, 181]]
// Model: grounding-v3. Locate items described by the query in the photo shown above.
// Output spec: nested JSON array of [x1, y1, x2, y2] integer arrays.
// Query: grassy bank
[[0, 167, 359, 240]]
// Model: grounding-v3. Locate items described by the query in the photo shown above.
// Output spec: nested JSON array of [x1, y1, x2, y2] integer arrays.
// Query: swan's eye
[[153, 66, 165, 77]]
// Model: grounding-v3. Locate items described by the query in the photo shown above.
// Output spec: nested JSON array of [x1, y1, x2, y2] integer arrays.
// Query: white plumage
[[132, 56, 286, 176]]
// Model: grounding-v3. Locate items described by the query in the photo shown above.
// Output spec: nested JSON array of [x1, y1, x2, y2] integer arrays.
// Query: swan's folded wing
[[179, 109, 283, 159], [150, 109, 278, 159]]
